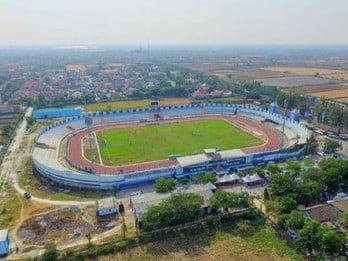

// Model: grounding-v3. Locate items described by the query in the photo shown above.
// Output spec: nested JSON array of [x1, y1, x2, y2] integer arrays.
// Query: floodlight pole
[[281, 99, 288, 148], [85, 115, 95, 173]]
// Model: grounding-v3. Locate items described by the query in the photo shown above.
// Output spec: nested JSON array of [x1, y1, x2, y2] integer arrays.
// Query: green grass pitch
[[96, 119, 262, 165]]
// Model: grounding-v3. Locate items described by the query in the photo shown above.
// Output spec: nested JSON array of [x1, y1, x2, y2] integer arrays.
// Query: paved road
[[1, 107, 95, 206]]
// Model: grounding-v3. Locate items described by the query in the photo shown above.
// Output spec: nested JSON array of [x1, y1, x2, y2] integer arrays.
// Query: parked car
[[339, 134, 348, 140], [130, 191, 142, 197], [327, 134, 340, 139]]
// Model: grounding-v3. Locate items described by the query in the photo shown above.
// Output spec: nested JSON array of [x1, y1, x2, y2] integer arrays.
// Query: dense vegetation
[[141, 193, 204, 231], [265, 157, 348, 257], [313, 98, 348, 131], [154, 177, 175, 193]]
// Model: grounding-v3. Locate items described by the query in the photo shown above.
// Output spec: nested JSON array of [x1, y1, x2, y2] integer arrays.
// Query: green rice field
[[96, 119, 262, 165]]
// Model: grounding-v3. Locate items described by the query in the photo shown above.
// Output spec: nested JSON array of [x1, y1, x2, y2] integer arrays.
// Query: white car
[[130, 191, 142, 197]]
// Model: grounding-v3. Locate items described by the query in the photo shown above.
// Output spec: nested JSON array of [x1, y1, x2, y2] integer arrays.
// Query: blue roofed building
[[33, 107, 84, 119], [0, 229, 10, 256]]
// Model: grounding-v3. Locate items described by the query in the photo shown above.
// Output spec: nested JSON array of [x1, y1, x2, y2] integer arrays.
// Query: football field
[[96, 119, 262, 165]]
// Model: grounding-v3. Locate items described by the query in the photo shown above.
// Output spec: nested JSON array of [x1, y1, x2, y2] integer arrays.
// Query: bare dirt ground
[[310, 88, 348, 99], [262, 66, 348, 81], [282, 83, 347, 94], [212, 68, 287, 80], [17, 206, 119, 246]]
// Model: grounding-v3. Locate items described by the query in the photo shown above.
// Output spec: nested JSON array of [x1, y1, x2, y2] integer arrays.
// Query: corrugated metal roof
[[95, 197, 116, 210], [219, 149, 245, 159], [176, 154, 210, 167], [176, 149, 245, 168]]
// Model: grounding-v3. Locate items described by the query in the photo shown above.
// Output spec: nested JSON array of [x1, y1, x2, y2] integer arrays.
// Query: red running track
[[66, 115, 281, 175]]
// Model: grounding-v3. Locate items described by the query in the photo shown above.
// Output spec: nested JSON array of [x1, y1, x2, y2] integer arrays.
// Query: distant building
[[210, 90, 224, 98], [33, 107, 83, 119], [0, 229, 10, 256], [268, 102, 279, 114], [242, 174, 264, 187], [95, 197, 118, 217], [0, 104, 22, 114], [192, 84, 209, 99], [290, 109, 300, 122]]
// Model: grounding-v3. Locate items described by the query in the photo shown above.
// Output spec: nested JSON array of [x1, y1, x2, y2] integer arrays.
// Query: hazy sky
[[1, 0, 348, 45]]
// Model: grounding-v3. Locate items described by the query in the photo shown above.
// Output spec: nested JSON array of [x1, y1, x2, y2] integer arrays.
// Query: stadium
[[32, 103, 309, 190]]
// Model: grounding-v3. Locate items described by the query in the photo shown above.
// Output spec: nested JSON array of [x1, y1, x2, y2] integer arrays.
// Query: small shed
[[242, 174, 264, 187], [215, 173, 241, 187], [95, 197, 118, 217], [0, 229, 10, 256]]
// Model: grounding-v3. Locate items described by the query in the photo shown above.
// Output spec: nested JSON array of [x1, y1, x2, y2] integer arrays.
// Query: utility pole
[[281, 99, 288, 148], [85, 115, 95, 173]]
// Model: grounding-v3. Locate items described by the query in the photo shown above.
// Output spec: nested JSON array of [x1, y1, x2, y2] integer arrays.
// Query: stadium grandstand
[[32, 103, 309, 190]]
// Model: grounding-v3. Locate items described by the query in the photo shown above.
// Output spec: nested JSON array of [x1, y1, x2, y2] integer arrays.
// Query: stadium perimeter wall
[[32, 103, 309, 190]]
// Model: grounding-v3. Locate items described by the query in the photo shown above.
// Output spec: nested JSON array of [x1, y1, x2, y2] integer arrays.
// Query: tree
[[253, 166, 265, 178], [155, 177, 175, 193], [303, 156, 314, 167], [344, 211, 348, 227], [268, 173, 298, 199], [209, 190, 249, 212], [202, 172, 217, 183], [85, 232, 92, 243], [1, 124, 15, 139], [118, 201, 125, 216], [26, 116, 35, 129], [121, 216, 127, 239], [296, 219, 323, 253], [321, 138, 342, 154], [266, 163, 280, 174], [277, 197, 297, 214], [42, 243, 58, 261], [320, 227, 343, 253], [304, 133, 318, 155], [285, 159, 301, 174], [263, 188, 270, 200], [285, 211, 306, 230], [142, 193, 204, 231]]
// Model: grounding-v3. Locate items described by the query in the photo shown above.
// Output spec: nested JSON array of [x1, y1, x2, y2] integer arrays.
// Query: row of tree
[[314, 99, 348, 132], [141, 190, 250, 231]]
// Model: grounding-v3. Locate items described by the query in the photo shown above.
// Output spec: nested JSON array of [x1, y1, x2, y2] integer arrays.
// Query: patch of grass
[[0, 185, 22, 229], [18, 158, 114, 201], [99, 218, 303, 261], [245, 226, 302, 260], [83, 98, 191, 111], [96, 119, 262, 165]]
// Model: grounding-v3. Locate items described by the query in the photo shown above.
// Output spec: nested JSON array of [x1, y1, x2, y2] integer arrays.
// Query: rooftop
[[328, 198, 348, 212], [219, 149, 245, 159], [0, 229, 8, 242], [302, 204, 339, 223], [95, 197, 117, 210], [176, 154, 210, 167], [176, 149, 246, 168]]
